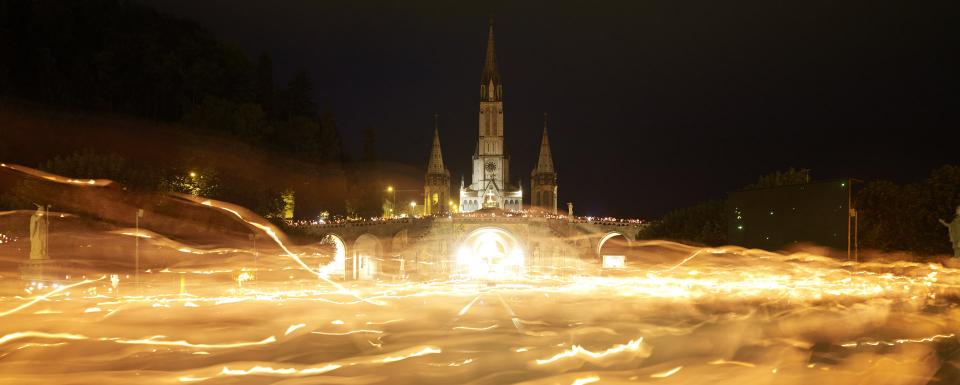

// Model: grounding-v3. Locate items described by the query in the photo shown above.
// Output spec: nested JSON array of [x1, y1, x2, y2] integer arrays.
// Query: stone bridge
[[296, 213, 645, 280]]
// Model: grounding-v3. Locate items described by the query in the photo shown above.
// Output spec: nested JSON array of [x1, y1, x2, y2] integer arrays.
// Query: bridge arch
[[353, 234, 383, 280], [455, 226, 524, 279], [391, 230, 409, 255], [597, 231, 630, 258], [319, 233, 347, 278]]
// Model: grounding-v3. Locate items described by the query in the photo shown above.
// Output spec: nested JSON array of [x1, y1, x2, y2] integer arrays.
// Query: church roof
[[426, 114, 449, 176], [480, 18, 502, 99], [532, 113, 555, 174]]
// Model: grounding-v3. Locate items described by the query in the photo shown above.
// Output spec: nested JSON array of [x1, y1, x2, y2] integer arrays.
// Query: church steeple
[[480, 17, 502, 102], [426, 114, 448, 175], [463, 18, 520, 214], [424, 114, 451, 215], [531, 112, 558, 213], [534, 113, 555, 173]]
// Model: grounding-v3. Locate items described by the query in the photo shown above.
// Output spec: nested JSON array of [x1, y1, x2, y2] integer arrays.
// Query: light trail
[[840, 334, 956, 348], [196, 199, 384, 306], [650, 366, 683, 378], [0, 331, 89, 346], [310, 330, 384, 336], [0, 278, 100, 318], [110, 335, 278, 349], [176, 345, 443, 381], [571, 375, 600, 385], [535, 338, 648, 365]]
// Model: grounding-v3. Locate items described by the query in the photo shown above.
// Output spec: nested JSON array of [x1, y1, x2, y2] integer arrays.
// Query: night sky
[[137, 0, 957, 219]]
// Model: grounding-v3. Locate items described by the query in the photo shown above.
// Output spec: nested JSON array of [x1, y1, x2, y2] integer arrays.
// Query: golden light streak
[[457, 294, 482, 316], [14, 342, 68, 350], [187, 345, 442, 379], [708, 359, 757, 368], [840, 334, 956, 348], [427, 358, 475, 367], [284, 323, 306, 335], [110, 335, 277, 349], [0, 163, 112, 186], [453, 324, 498, 331], [571, 375, 600, 385], [310, 330, 383, 336], [650, 366, 683, 378], [196, 200, 383, 306], [366, 318, 404, 325], [0, 279, 100, 318], [0, 331, 89, 346], [535, 338, 647, 365]]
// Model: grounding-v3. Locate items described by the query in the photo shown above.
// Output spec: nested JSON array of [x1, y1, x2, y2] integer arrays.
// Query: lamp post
[[387, 186, 424, 218], [386, 186, 395, 218], [410, 201, 417, 217]]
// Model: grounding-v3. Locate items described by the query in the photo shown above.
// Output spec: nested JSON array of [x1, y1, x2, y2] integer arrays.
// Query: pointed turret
[[480, 17, 502, 102], [531, 113, 558, 213], [424, 114, 451, 215], [533, 113, 554, 173], [426, 114, 448, 175]]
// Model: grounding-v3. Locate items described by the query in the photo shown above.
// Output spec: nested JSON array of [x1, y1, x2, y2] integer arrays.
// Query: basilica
[[423, 20, 559, 215]]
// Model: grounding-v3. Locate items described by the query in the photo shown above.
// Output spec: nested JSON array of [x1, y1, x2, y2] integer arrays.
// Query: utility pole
[[249, 233, 258, 283], [45, 205, 50, 259], [846, 180, 852, 261], [135, 209, 144, 293]]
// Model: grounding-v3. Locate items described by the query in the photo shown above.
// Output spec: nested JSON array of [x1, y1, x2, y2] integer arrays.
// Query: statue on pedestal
[[29, 205, 48, 260], [939, 205, 960, 258]]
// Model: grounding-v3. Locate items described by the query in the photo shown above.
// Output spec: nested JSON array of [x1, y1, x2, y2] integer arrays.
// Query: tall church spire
[[427, 113, 447, 175], [534, 113, 554, 173], [480, 17, 502, 102]]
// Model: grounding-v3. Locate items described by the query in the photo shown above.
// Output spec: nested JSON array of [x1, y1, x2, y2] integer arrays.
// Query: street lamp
[[410, 201, 417, 216], [386, 186, 396, 218]]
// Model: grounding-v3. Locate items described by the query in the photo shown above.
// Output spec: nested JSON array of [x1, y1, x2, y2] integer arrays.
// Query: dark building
[[727, 179, 856, 255]]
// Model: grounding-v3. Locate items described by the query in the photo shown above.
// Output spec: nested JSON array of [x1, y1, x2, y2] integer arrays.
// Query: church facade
[[424, 20, 558, 215]]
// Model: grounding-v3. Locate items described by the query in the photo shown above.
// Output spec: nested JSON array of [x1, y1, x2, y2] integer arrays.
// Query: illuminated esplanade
[[297, 210, 645, 280]]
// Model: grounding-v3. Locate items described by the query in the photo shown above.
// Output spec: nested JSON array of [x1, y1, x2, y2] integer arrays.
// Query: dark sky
[[138, 0, 957, 219]]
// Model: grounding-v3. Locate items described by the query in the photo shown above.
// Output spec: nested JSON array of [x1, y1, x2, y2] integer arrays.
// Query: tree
[[853, 165, 959, 256], [159, 168, 221, 198], [255, 52, 275, 117], [3, 0, 260, 121], [40, 150, 157, 191], [637, 199, 727, 246], [319, 112, 345, 163], [279, 69, 318, 119], [183, 96, 268, 141], [747, 168, 811, 189], [362, 127, 377, 162]]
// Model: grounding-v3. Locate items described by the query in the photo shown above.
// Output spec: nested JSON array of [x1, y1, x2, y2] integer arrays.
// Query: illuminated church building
[[424, 20, 559, 215]]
